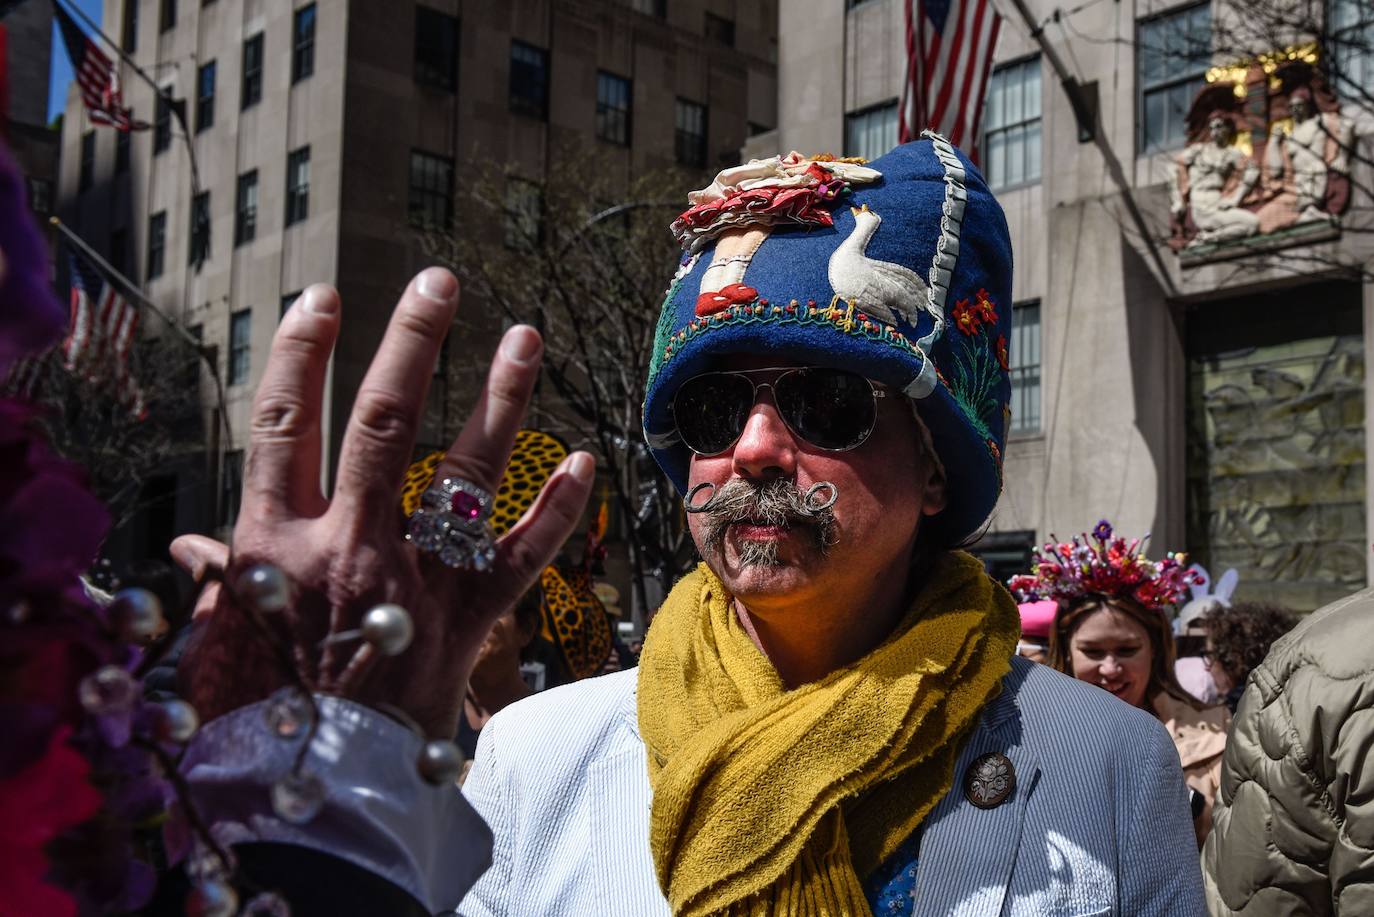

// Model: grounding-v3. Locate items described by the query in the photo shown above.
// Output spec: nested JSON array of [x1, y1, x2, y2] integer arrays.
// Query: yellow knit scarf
[[637, 551, 1019, 917]]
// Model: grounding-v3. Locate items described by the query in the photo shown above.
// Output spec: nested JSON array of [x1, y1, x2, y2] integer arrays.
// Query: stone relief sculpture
[[1169, 60, 1354, 253], [1170, 112, 1261, 244]]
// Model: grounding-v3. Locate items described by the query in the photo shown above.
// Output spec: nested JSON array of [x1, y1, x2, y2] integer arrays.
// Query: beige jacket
[[1153, 691, 1229, 846], [1203, 587, 1374, 916]]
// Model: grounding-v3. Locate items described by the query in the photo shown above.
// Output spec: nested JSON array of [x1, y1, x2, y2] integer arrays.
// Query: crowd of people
[[3, 133, 1372, 917]]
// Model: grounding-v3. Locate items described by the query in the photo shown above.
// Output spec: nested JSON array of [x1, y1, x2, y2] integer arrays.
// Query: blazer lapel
[[912, 681, 1041, 917]]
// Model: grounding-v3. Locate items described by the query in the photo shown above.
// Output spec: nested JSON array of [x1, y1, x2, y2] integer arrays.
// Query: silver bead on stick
[[361, 603, 413, 656], [417, 739, 465, 785], [78, 665, 138, 716], [237, 563, 291, 614], [109, 587, 164, 643], [156, 699, 200, 743], [271, 770, 325, 824]]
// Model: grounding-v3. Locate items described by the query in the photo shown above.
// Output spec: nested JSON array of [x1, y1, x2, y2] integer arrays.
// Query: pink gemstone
[[451, 490, 482, 519]]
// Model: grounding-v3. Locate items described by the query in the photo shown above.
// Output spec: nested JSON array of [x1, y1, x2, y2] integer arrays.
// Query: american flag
[[899, 0, 1002, 161], [55, 4, 147, 131], [64, 254, 147, 418]]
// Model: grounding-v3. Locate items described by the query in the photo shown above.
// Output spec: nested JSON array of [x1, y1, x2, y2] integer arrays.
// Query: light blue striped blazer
[[460, 656, 1206, 916]]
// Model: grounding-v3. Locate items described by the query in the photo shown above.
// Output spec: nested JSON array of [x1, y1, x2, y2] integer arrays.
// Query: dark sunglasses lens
[[673, 373, 756, 454], [775, 369, 876, 450]]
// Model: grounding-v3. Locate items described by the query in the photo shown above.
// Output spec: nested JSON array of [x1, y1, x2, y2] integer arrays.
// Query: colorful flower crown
[[1007, 519, 1202, 613]]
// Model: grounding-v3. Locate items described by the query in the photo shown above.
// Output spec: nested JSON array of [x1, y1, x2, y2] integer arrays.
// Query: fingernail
[[416, 267, 458, 303], [568, 452, 595, 484], [304, 286, 338, 315], [500, 325, 542, 365]]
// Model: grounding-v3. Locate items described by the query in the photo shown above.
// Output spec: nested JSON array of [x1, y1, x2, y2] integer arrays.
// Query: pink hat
[[1018, 600, 1057, 640]]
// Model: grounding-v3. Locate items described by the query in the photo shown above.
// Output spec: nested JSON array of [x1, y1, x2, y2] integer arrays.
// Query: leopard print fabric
[[539, 565, 613, 681], [399, 429, 569, 537]]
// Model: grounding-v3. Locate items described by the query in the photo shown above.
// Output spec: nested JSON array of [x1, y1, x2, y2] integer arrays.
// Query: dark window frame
[[159, 0, 176, 32], [503, 177, 544, 251], [509, 40, 550, 120], [292, 4, 317, 83], [285, 146, 311, 226], [596, 71, 632, 146], [195, 60, 216, 132], [189, 191, 211, 266], [981, 55, 1043, 191], [115, 122, 132, 174], [121, 0, 138, 52], [408, 149, 455, 230], [1008, 301, 1042, 436], [704, 12, 735, 46], [154, 93, 172, 153], [228, 309, 252, 385], [844, 100, 898, 161], [241, 33, 264, 109], [414, 6, 459, 92], [235, 170, 259, 247], [674, 97, 708, 168], [146, 211, 167, 280], [1137, 3, 1212, 155]]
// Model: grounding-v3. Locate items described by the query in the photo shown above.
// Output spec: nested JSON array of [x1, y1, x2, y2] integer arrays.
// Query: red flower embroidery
[[996, 335, 1009, 371], [951, 299, 981, 336], [972, 291, 999, 326]]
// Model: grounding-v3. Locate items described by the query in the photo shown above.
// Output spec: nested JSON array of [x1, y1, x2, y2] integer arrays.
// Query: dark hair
[[1199, 601, 1297, 684], [1047, 593, 1202, 711]]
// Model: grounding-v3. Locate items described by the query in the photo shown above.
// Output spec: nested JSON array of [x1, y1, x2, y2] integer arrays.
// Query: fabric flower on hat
[[1008, 519, 1203, 612]]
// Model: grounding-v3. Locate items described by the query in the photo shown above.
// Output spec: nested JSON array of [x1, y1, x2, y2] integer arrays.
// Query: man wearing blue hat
[[458, 135, 1206, 916]]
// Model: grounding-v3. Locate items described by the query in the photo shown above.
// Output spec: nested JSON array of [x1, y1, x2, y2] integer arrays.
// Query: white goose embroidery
[[826, 204, 929, 328]]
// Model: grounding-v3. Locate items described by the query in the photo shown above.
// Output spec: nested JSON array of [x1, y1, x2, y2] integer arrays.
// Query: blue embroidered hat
[[642, 133, 1014, 543]]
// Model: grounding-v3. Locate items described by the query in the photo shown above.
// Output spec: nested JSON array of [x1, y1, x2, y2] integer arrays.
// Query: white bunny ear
[[1214, 569, 1239, 604], [1188, 563, 1212, 600]]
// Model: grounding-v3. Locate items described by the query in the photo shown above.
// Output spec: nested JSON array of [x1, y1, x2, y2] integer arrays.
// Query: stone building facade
[[55, 0, 777, 561], [754, 0, 1374, 610]]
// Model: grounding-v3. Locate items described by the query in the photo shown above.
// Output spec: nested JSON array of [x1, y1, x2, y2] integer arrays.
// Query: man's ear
[[920, 456, 948, 518]]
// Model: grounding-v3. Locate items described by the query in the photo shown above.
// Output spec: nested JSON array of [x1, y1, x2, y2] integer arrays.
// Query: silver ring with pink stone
[[405, 477, 497, 571]]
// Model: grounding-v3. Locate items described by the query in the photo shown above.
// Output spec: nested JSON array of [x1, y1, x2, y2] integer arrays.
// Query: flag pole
[[54, 0, 202, 194], [999, 0, 1178, 298], [49, 215, 231, 446]]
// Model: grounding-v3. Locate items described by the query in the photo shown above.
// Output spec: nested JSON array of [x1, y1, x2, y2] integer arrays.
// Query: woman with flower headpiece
[[1010, 520, 1231, 847]]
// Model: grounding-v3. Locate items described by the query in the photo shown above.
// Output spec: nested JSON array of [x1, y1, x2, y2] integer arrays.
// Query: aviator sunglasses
[[670, 366, 889, 456]]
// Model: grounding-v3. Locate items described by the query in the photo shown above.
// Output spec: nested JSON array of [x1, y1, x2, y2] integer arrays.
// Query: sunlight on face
[[1069, 607, 1154, 709]]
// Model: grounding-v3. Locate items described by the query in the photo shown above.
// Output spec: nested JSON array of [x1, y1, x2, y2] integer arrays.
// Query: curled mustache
[[696, 478, 839, 565]]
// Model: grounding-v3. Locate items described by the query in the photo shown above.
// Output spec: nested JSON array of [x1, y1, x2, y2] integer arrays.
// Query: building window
[[147, 211, 166, 280], [504, 178, 543, 250], [235, 170, 258, 246], [844, 101, 897, 161], [189, 191, 211, 266], [121, 0, 138, 52], [983, 57, 1042, 190], [196, 60, 216, 132], [242, 33, 264, 108], [631, 0, 666, 16], [704, 12, 735, 46], [596, 71, 631, 145], [675, 98, 707, 168], [1009, 301, 1041, 435], [509, 41, 549, 120], [293, 4, 316, 83], [415, 6, 459, 92], [1332, 0, 1374, 98], [281, 291, 301, 318], [27, 177, 53, 215], [109, 229, 128, 276], [159, 0, 175, 32], [285, 146, 310, 226], [115, 123, 131, 174], [229, 309, 252, 385], [219, 449, 243, 527], [409, 150, 454, 230], [1138, 3, 1212, 154], [154, 93, 172, 153], [79, 130, 95, 192]]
